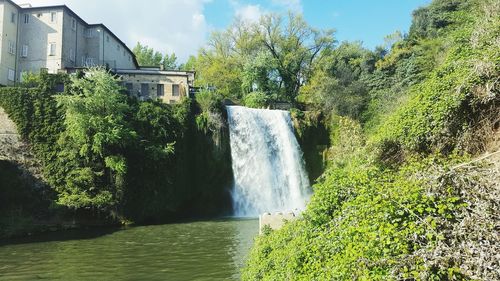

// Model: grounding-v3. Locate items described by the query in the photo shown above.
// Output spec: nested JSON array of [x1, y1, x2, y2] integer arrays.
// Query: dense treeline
[[241, 0, 499, 280], [0, 70, 232, 234]]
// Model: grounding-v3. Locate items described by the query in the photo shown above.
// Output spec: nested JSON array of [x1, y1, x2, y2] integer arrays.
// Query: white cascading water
[[227, 106, 311, 217]]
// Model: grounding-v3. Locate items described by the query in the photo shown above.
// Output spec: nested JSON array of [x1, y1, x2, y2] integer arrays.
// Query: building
[[0, 0, 194, 103], [117, 67, 195, 104]]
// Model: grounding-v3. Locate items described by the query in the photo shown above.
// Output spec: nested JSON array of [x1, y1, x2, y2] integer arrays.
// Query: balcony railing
[[81, 58, 116, 69]]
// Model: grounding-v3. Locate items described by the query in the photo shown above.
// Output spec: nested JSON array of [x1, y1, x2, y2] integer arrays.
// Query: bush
[[244, 2, 500, 279], [242, 91, 269, 108]]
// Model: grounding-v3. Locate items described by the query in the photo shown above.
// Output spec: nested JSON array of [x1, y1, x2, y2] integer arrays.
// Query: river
[[0, 218, 258, 280]]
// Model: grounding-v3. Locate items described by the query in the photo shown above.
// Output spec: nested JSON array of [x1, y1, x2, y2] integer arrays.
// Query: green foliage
[[194, 12, 334, 103], [54, 68, 134, 210], [290, 109, 329, 182], [257, 13, 335, 102], [179, 55, 197, 71], [242, 92, 269, 108], [300, 42, 374, 120], [376, 0, 499, 154], [123, 99, 188, 222], [0, 72, 69, 181], [409, 0, 468, 39], [243, 137, 479, 280], [162, 53, 178, 70], [0, 69, 233, 224], [196, 45, 244, 98], [194, 89, 225, 134], [244, 0, 500, 280], [133, 42, 163, 66], [133, 42, 179, 69]]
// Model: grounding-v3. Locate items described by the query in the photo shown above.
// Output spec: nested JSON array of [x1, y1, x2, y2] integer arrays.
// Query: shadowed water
[[0, 219, 258, 281]]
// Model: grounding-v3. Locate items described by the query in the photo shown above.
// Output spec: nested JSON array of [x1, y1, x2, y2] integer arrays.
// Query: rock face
[[259, 211, 298, 234], [0, 106, 22, 161], [0, 106, 44, 184]]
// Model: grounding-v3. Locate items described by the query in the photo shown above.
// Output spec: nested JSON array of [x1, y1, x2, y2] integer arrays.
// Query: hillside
[[243, 0, 499, 279]]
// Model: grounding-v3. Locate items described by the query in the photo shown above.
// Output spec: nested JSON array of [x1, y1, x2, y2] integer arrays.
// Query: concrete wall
[[0, 1, 19, 85], [119, 72, 190, 104], [101, 29, 135, 69], [259, 211, 298, 234], [18, 8, 63, 76], [83, 26, 100, 66], [61, 10, 79, 69]]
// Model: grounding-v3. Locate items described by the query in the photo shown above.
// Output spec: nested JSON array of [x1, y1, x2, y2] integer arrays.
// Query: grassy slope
[[243, 0, 499, 280]]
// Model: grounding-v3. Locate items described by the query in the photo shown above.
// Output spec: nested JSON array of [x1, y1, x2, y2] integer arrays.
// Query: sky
[[14, 0, 432, 62]]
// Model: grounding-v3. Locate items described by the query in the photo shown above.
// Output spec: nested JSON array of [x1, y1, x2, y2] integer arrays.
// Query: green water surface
[[0, 218, 258, 280]]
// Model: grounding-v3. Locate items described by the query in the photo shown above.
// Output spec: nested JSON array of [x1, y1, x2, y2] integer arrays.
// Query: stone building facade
[[0, 0, 194, 103], [117, 68, 195, 103]]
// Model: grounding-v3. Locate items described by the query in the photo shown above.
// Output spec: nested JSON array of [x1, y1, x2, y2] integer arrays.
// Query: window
[[11, 13, 16, 23], [49, 43, 56, 56], [71, 18, 76, 30], [125, 83, 133, 91], [24, 14, 29, 24], [7, 69, 15, 81], [172, 84, 180, 96], [69, 48, 75, 62], [106, 36, 110, 43], [21, 45, 28, 57], [117, 44, 120, 51], [157, 84, 164, 97], [140, 83, 149, 97], [50, 12, 57, 23], [128, 55, 131, 61], [83, 56, 94, 66], [8, 41, 15, 55]]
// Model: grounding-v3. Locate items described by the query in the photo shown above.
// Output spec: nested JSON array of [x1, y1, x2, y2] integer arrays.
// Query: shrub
[[242, 91, 269, 108]]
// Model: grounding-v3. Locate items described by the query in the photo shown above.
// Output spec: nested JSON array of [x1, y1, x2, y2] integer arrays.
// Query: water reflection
[[0, 218, 258, 281]]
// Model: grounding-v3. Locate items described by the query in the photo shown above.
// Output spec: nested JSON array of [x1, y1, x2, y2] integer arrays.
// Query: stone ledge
[[259, 211, 298, 234]]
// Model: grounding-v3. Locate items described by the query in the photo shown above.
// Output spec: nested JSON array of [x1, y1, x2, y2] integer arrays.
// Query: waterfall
[[226, 106, 311, 217]]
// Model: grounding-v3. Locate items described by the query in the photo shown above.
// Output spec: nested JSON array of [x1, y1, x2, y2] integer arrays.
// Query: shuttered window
[[21, 45, 28, 57], [172, 84, 180, 96], [49, 43, 56, 56], [157, 84, 164, 97], [8, 69, 15, 81], [141, 83, 149, 97]]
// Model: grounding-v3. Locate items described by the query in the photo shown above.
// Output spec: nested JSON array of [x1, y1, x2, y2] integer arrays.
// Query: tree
[[194, 12, 335, 103], [256, 13, 335, 102], [195, 29, 245, 98], [55, 68, 135, 211], [179, 55, 197, 71], [133, 42, 163, 66], [162, 53, 178, 70], [300, 42, 374, 120]]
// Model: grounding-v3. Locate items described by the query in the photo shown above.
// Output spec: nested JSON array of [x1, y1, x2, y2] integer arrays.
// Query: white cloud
[[235, 4, 264, 23], [13, 0, 211, 62], [271, 0, 302, 13]]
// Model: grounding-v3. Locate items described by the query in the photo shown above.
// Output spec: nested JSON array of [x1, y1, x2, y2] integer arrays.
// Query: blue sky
[[17, 0, 432, 61], [205, 0, 432, 49]]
